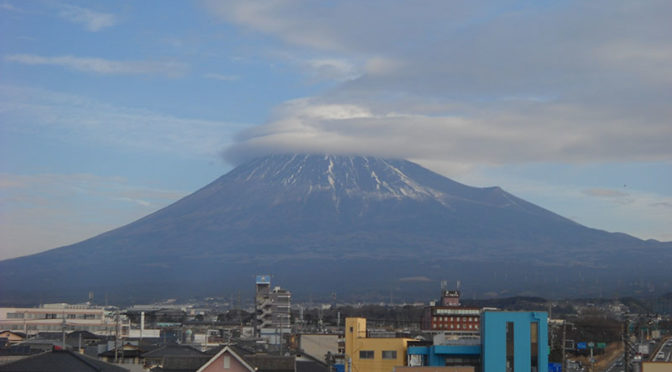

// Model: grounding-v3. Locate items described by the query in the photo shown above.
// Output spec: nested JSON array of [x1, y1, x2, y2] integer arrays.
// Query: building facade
[[254, 274, 271, 337], [422, 288, 481, 334], [423, 307, 481, 333], [0, 303, 127, 336], [409, 311, 549, 372], [345, 317, 413, 372], [254, 275, 291, 345], [481, 311, 548, 372]]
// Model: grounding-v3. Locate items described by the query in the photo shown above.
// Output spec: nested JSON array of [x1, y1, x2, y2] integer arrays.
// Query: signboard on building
[[256, 275, 271, 284], [433, 308, 480, 315]]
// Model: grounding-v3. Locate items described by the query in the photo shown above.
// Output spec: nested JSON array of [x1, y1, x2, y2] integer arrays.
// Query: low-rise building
[[421, 288, 480, 334], [345, 318, 413, 372], [409, 311, 549, 372], [0, 331, 25, 345], [0, 304, 128, 336], [0, 349, 129, 372], [299, 334, 341, 363]]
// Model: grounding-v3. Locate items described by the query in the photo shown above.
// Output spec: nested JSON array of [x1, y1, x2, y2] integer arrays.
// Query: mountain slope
[[1, 154, 670, 304]]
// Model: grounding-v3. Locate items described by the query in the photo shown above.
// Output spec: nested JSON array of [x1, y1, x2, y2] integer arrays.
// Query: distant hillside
[[1, 154, 670, 305]]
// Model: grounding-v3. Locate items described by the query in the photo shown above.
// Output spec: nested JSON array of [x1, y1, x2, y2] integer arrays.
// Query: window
[[223, 355, 230, 368], [359, 350, 374, 359], [7, 313, 24, 319], [530, 322, 539, 372], [506, 322, 514, 372], [382, 351, 397, 359]]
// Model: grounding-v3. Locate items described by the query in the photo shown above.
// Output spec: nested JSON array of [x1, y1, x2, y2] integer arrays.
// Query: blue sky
[[1, 0, 671, 260]]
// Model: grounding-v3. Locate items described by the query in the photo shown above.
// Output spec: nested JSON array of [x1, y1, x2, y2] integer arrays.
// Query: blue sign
[[577, 342, 587, 350], [549, 362, 562, 372], [256, 275, 271, 284]]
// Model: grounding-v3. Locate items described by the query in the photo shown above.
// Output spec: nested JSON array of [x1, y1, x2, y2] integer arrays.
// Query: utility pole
[[114, 310, 119, 363], [623, 321, 630, 372], [61, 315, 66, 350], [562, 321, 567, 372]]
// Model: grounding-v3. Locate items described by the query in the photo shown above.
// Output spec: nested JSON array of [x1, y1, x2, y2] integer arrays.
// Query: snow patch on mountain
[[238, 154, 452, 207]]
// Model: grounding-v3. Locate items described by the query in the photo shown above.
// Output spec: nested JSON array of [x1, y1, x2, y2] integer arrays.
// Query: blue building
[[408, 311, 548, 372], [482, 311, 548, 372]]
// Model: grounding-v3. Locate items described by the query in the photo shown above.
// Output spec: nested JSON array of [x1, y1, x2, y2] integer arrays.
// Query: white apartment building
[[0, 303, 129, 336]]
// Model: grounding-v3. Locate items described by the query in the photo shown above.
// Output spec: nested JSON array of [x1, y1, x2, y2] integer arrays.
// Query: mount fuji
[[1, 154, 670, 304]]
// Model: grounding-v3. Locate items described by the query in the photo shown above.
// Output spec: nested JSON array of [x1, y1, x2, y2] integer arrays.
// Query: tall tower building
[[255, 275, 271, 337], [254, 275, 291, 344], [270, 286, 291, 331]]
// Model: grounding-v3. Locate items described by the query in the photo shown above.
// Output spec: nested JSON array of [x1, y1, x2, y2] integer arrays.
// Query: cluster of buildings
[[340, 288, 548, 372], [6, 277, 668, 371]]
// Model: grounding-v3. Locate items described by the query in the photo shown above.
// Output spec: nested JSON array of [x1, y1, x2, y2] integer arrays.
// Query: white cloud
[[595, 41, 672, 84], [0, 85, 247, 158], [0, 2, 19, 11], [303, 58, 360, 82], [5, 54, 188, 77], [364, 57, 403, 76], [203, 73, 240, 81], [226, 97, 672, 168], [58, 4, 117, 32], [206, 0, 346, 51], [582, 188, 629, 198], [209, 0, 672, 171]]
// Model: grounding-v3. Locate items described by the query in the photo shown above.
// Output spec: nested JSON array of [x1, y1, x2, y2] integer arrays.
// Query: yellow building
[[345, 317, 414, 372], [642, 362, 672, 372]]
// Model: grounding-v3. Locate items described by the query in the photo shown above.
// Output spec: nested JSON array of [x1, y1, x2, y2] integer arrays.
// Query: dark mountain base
[[2, 256, 669, 306]]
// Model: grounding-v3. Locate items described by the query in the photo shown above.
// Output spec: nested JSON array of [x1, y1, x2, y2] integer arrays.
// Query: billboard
[[256, 275, 271, 284]]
